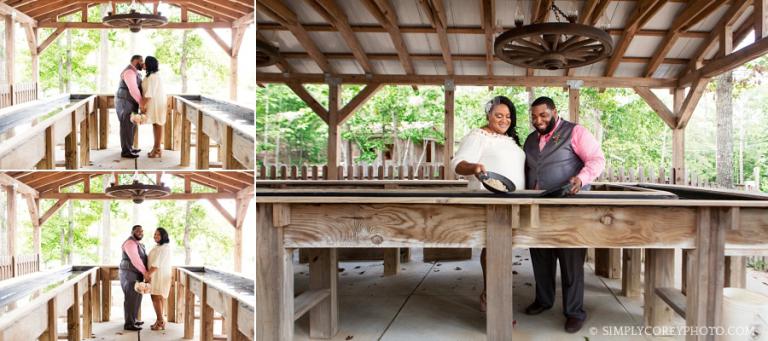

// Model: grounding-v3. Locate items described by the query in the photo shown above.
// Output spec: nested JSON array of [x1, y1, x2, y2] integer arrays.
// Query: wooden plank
[[622, 248, 642, 297], [308, 0, 372, 73], [67, 283, 80, 341], [644, 249, 676, 327], [679, 36, 768, 88], [196, 109, 210, 169], [308, 248, 338, 338], [443, 82, 455, 180], [44, 298, 57, 341], [683, 0, 751, 76], [676, 77, 709, 129], [100, 267, 111, 322], [568, 87, 580, 123], [64, 111, 78, 169], [82, 276, 92, 338], [595, 248, 621, 278], [486, 205, 516, 341], [236, 302, 254, 340], [183, 275, 194, 339], [604, 0, 665, 76], [294, 289, 330, 320], [338, 82, 382, 123], [360, 0, 415, 77], [180, 103, 192, 166], [422, 248, 472, 261], [256, 204, 294, 340], [758, 0, 768, 40], [686, 208, 726, 341], [326, 81, 341, 180], [655, 287, 687, 318]]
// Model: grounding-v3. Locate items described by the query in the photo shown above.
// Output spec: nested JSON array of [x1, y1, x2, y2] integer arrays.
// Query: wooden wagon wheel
[[256, 39, 281, 68], [102, 10, 168, 33], [494, 23, 613, 70]]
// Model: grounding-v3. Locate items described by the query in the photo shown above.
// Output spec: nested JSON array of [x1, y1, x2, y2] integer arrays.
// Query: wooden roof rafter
[[643, 0, 727, 77], [306, 0, 373, 74], [418, 0, 454, 75], [604, 0, 665, 77], [257, 0, 335, 73], [360, 0, 416, 81], [480, 0, 495, 82]]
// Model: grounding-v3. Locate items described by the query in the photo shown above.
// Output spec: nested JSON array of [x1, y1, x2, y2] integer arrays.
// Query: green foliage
[[152, 200, 233, 266], [150, 29, 228, 93], [38, 197, 101, 264]]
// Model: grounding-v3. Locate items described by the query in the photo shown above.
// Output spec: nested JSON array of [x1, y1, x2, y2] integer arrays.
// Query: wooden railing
[[0, 253, 41, 281], [597, 166, 715, 187], [0, 82, 38, 109], [257, 164, 447, 180]]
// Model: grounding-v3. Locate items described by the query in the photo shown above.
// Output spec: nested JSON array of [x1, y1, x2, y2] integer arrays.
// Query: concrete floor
[[294, 248, 687, 341], [53, 111, 222, 170]]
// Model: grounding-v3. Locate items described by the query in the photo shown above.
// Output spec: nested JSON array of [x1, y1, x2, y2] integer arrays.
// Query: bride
[[145, 227, 172, 330], [140, 56, 167, 159]]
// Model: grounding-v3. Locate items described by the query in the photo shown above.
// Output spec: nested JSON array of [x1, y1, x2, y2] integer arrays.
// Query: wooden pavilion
[[256, 0, 768, 340], [0, 0, 254, 103]]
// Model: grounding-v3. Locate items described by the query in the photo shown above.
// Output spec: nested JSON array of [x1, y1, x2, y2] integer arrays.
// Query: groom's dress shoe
[[135, 321, 144, 326], [124, 325, 142, 331], [121, 153, 139, 159], [131, 149, 142, 153]]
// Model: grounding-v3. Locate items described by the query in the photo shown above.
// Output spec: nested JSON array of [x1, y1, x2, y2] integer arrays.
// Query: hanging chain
[[551, 4, 573, 23]]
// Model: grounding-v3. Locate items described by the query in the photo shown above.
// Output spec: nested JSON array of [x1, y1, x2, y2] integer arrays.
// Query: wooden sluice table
[[256, 186, 768, 341], [0, 266, 99, 341]]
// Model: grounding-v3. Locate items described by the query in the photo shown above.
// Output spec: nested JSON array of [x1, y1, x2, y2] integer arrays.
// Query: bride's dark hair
[[156, 227, 170, 245], [144, 56, 159, 77], [484, 95, 521, 146]]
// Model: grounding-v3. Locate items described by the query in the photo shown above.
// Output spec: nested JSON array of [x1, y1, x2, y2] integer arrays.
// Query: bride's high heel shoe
[[150, 320, 165, 330], [148, 148, 162, 158]]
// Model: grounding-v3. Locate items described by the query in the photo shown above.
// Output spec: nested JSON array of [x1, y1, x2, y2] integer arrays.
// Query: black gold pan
[[476, 171, 516, 194]]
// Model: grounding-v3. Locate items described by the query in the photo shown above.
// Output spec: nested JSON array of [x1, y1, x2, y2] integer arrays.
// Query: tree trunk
[[60, 227, 66, 265], [183, 201, 192, 264], [98, 5, 110, 93], [100, 179, 111, 263], [66, 29, 72, 93], [715, 71, 734, 188], [180, 30, 190, 93]]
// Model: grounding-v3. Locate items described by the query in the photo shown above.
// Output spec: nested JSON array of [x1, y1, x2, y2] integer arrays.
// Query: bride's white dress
[[450, 128, 526, 191]]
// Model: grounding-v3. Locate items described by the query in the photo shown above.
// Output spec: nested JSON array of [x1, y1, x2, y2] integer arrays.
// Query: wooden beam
[[203, 28, 231, 55], [37, 21, 233, 29], [286, 82, 329, 124], [5, 15, 14, 86], [757, 0, 767, 39], [588, 0, 612, 26], [39, 198, 68, 226], [568, 87, 580, 123], [40, 192, 238, 200], [676, 77, 709, 129], [338, 82, 382, 123], [36, 27, 64, 54], [326, 80, 341, 180], [257, 0, 334, 73], [634, 87, 677, 129], [232, 11, 255, 28], [309, 0, 372, 74], [361, 0, 415, 76], [683, 0, 752, 77], [5, 186, 16, 256], [604, 0, 665, 77], [481, 0, 494, 80], [257, 73, 678, 88], [418, 0, 453, 75], [680, 35, 768, 88], [0, 173, 38, 197], [26, 196, 41, 255], [443, 81, 455, 180], [0, 3, 37, 25], [644, 0, 726, 77], [672, 88, 685, 185], [533, 0, 553, 23], [207, 198, 236, 228]]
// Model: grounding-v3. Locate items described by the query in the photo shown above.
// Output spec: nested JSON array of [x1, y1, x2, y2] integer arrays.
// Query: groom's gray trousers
[[119, 269, 143, 327], [115, 94, 138, 155]]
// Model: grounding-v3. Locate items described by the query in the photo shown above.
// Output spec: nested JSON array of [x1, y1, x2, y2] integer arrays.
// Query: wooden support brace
[[485, 205, 517, 341]]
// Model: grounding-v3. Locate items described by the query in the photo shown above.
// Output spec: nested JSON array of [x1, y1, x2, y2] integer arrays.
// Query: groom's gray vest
[[119, 236, 147, 275], [116, 65, 142, 107], [523, 119, 587, 190]]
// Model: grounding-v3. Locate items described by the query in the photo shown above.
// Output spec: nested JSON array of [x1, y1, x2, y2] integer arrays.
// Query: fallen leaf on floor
[[355, 266, 361, 269], [434, 269, 440, 272], [513, 262, 521, 266], [525, 282, 532, 286], [338, 268, 344, 272], [455, 267, 462, 271], [359, 271, 365, 275], [346, 336, 354, 340], [513, 271, 518, 275], [437, 263, 442, 266]]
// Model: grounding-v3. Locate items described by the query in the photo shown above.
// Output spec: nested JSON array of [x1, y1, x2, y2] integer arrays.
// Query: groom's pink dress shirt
[[122, 239, 147, 275], [537, 117, 606, 187], [121, 66, 143, 104]]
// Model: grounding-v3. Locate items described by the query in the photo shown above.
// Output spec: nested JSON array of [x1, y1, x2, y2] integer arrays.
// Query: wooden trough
[[256, 185, 768, 341], [0, 94, 96, 170], [0, 266, 99, 341], [174, 95, 255, 170]]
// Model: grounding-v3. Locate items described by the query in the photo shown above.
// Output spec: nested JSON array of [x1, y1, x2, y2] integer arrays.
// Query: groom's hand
[[568, 176, 582, 195]]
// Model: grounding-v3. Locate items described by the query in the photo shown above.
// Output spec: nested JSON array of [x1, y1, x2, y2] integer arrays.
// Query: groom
[[116, 55, 145, 158], [523, 96, 605, 333], [119, 225, 148, 331]]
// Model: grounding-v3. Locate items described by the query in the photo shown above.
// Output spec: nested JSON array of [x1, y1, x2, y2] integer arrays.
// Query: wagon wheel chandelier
[[494, 3, 613, 70], [256, 39, 281, 67], [105, 173, 171, 204], [102, 0, 168, 33]]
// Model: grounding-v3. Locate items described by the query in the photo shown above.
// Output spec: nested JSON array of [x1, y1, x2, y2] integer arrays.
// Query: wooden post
[[183, 275, 194, 339], [64, 112, 79, 169], [756, 0, 767, 40], [42, 298, 57, 341], [595, 248, 621, 279], [100, 267, 111, 322], [5, 15, 15, 89], [568, 87, 580, 123], [383, 248, 400, 276], [256, 204, 294, 340], [79, 118, 89, 167], [83, 276, 92, 338], [180, 104, 191, 167], [38, 126, 55, 169], [486, 205, 517, 341], [5, 186, 15, 258], [167, 270, 177, 323], [644, 249, 675, 328], [196, 110, 210, 169], [672, 87, 686, 185], [227, 296, 243, 341], [98, 96, 109, 149], [67, 283, 80, 341], [164, 100, 174, 150], [326, 78, 341, 180], [234, 223, 243, 273], [201, 283, 214, 341], [622, 248, 642, 297], [443, 80, 455, 180], [724, 256, 746, 288], [686, 208, 726, 341], [308, 248, 338, 338], [31, 27, 39, 90]]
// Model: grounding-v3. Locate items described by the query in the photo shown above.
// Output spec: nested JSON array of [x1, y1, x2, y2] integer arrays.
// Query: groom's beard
[[133, 233, 142, 240], [535, 118, 557, 135]]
